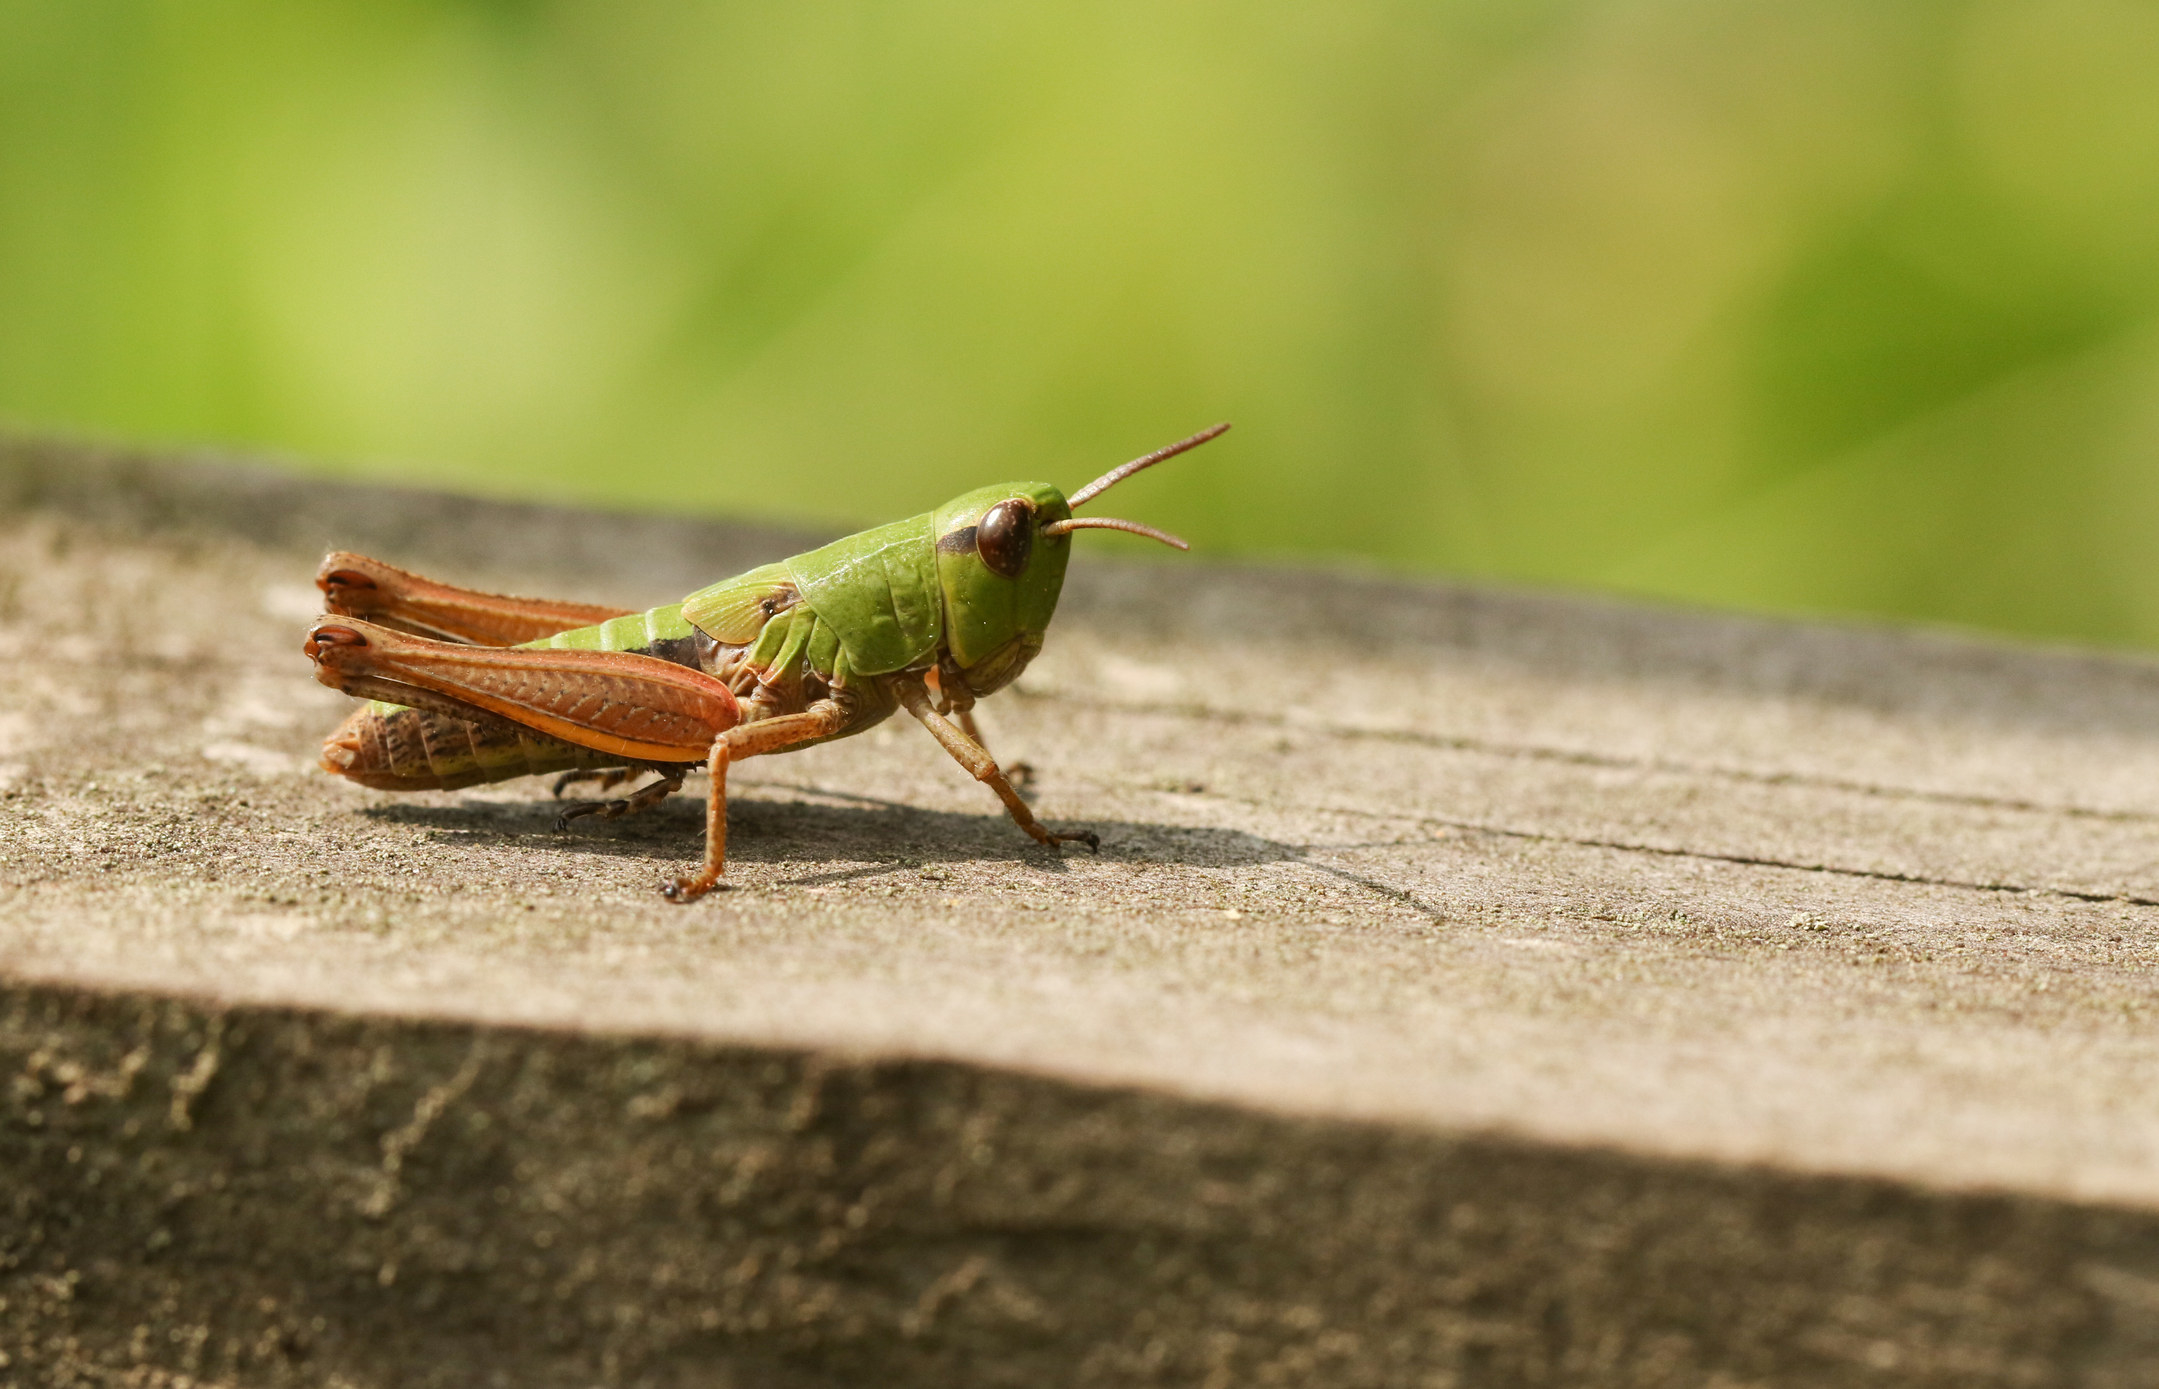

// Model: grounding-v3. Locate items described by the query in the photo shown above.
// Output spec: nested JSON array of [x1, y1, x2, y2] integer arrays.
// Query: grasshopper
[[303, 424, 1227, 902]]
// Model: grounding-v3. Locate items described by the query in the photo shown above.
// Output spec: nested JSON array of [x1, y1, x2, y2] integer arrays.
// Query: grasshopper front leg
[[949, 708, 1034, 794], [926, 666, 1033, 793], [892, 676, 1097, 854]]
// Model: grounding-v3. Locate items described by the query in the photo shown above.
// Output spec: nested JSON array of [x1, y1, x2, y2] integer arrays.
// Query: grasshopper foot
[[553, 773, 685, 831], [1049, 828, 1100, 854], [662, 873, 730, 903]]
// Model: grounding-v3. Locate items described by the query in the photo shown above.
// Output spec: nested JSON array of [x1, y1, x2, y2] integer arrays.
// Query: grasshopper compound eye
[[976, 498, 1034, 578]]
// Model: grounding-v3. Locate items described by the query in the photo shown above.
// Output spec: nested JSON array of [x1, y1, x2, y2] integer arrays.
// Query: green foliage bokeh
[[3, 1, 2157, 645]]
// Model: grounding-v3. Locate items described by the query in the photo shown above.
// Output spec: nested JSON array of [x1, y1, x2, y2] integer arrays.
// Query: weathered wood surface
[[4, 434, 2159, 1385]]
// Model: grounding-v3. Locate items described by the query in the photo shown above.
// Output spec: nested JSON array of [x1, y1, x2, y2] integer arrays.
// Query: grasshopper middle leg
[[664, 701, 852, 903]]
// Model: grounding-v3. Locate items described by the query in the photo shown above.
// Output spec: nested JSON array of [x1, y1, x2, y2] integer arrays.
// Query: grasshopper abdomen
[[320, 702, 624, 791]]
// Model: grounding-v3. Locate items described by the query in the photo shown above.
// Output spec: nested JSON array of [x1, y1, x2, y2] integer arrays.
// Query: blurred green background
[[3, 1, 2158, 645]]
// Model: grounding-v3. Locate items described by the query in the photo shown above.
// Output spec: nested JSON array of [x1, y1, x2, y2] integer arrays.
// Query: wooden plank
[[4, 433, 2159, 1384]]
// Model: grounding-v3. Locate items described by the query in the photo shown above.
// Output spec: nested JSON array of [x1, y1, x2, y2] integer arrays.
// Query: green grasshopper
[[303, 424, 1226, 902]]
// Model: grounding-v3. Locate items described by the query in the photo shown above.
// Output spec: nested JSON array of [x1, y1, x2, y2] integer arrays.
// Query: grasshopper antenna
[[1041, 516, 1190, 550], [1064, 422, 1230, 511], [1047, 422, 1226, 549]]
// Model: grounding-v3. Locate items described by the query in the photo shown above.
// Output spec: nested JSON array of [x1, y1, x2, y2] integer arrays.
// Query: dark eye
[[976, 499, 1033, 579]]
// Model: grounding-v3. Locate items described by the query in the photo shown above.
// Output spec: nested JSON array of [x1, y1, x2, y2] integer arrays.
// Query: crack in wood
[[1028, 690, 2159, 826], [1267, 797, 2159, 911]]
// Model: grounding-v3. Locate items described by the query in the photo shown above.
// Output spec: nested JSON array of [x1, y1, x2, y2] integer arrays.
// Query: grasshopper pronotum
[[303, 424, 1227, 901]]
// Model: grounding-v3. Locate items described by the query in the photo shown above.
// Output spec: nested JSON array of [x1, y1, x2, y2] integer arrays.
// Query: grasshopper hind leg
[[554, 770, 689, 831], [552, 767, 635, 799], [318, 552, 631, 646]]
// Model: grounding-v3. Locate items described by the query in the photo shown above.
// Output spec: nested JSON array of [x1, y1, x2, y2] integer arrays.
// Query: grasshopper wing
[[681, 563, 800, 644]]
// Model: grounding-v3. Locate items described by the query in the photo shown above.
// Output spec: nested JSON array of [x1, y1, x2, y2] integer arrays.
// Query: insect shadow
[[359, 779, 1452, 917], [359, 783, 1299, 877]]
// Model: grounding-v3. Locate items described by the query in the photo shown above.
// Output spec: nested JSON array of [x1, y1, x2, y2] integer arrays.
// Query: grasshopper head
[[933, 480, 1074, 677], [931, 424, 1227, 678]]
